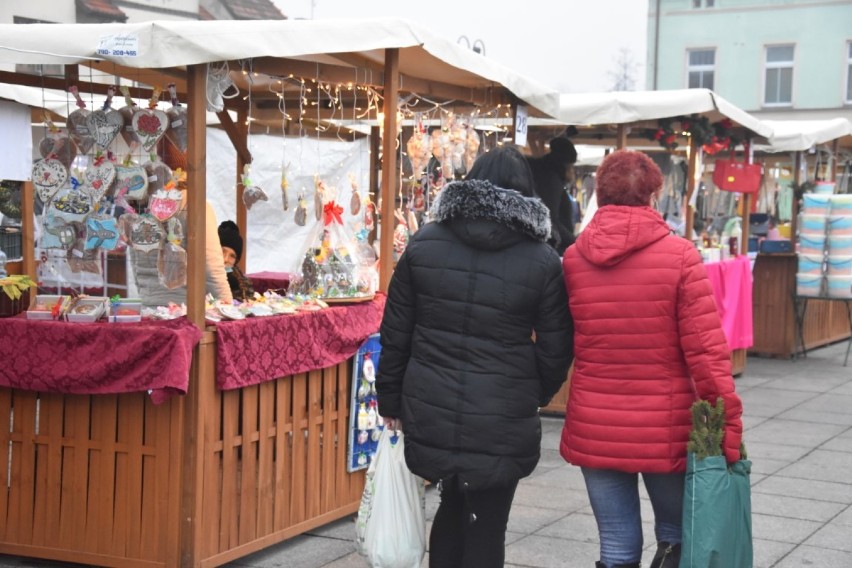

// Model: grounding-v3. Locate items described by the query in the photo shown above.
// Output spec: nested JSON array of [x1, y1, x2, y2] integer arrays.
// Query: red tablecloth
[[704, 256, 754, 351], [215, 293, 386, 390], [0, 316, 202, 404], [247, 271, 293, 294]]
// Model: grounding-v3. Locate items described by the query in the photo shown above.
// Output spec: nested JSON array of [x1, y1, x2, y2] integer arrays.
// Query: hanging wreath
[[645, 115, 740, 154], [0, 180, 23, 219]]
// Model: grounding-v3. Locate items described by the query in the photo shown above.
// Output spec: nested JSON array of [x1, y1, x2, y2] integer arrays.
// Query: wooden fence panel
[[0, 390, 181, 568]]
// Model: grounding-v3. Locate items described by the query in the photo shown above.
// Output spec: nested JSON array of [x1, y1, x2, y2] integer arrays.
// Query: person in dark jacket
[[377, 145, 574, 568], [526, 136, 577, 255], [217, 220, 255, 302], [561, 150, 744, 568]]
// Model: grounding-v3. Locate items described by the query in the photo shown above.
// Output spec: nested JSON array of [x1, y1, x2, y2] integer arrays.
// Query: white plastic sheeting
[[205, 129, 371, 275], [760, 118, 852, 152]]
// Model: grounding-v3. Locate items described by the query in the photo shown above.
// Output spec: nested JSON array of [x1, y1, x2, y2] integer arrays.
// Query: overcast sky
[[271, 0, 650, 93]]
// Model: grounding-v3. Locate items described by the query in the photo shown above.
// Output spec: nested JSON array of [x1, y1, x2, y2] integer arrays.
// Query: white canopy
[[0, 18, 560, 118], [759, 118, 852, 152], [554, 88, 772, 138]]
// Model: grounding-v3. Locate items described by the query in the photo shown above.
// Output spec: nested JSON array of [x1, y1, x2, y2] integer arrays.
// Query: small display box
[[66, 297, 108, 323], [26, 295, 71, 320], [108, 299, 142, 323]]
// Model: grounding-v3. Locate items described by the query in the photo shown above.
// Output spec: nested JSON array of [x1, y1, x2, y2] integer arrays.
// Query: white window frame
[[686, 48, 716, 90], [763, 44, 795, 108], [845, 40, 852, 105]]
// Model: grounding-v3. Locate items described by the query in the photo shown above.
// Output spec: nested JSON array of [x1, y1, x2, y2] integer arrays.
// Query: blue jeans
[[581, 467, 684, 567]]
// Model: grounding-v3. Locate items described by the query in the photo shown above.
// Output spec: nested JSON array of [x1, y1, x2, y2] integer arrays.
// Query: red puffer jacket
[[560, 205, 743, 472]]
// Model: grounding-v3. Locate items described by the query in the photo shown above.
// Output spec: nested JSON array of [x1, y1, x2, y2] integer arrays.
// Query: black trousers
[[429, 477, 519, 568]]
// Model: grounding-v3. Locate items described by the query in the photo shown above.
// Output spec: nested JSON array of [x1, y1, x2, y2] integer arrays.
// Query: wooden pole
[[379, 49, 400, 293], [740, 142, 754, 256], [185, 64, 207, 327], [616, 124, 628, 150], [20, 181, 36, 283], [368, 125, 380, 245], [791, 151, 802, 240], [684, 137, 700, 242], [236, 107, 248, 273], [830, 139, 840, 182]]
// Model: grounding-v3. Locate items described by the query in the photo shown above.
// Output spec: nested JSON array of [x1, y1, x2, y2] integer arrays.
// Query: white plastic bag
[[356, 430, 426, 568]]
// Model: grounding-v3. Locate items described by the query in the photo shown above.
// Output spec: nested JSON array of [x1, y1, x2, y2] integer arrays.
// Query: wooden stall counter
[[751, 253, 851, 358], [0, 295, 386, 568]]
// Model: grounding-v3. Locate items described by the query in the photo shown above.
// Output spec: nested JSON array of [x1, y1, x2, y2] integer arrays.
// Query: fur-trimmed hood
[[432, 179, 551, 248]]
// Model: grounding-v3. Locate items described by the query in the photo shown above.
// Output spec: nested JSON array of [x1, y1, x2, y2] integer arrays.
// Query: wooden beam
[[0, 70, 185, 102], [216, 110, 252, 165], [185, 64, 207, 328], [684, 137, 699, 242], [83, 60, 188, 93], [379, 49, 400, 293]]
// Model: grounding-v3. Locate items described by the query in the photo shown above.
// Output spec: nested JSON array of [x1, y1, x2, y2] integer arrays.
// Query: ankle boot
[[595, 562, 641, 568], [649, 541, 681, 568]]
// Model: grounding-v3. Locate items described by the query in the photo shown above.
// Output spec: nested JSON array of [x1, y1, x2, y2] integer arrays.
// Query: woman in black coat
[[377, 146, 574, 568]]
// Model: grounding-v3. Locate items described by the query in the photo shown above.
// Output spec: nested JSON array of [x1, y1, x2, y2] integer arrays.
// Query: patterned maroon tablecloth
[[247, 271, 293, 294], [0, 316, 202, 404], [215, 293, 386, 390]]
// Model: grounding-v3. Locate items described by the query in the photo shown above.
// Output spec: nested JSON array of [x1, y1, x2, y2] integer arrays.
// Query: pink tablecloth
[[703, 256, 754, 351], [215, 293, 386, 390], [0, 316, 202, 404], [247, 271, 293, 294]]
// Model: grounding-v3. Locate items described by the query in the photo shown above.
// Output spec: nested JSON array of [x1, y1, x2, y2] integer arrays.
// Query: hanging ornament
[[129, 214, 165, 254], [40, 209, 78, 250], [0, 180, 22, 219], [314, 175, 326, 221], [115, 158, 149, 202], [38, 118, 77, 169], [84, 154, 116, 201], [364, 195, 375, 233], [118, 85, 141, 147], [132, 87, 169, 153], [280, 164, 290, 211], [86, 87, 124, 149], [67, 86, 95, 154], [149, 188, 183, 222], [241, 163, 268, 210], [85, 215, 120, 250], [157, 217, 187, 289], [49, 184, 92, 223], [143, 156, 174, 195], [349, 173, 361, 216], [294, 190, 307, 226], [32, 158, 68, 203], [165, 83, 188, 152]]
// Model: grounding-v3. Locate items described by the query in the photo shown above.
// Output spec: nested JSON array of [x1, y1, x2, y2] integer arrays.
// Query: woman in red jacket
[[560, 150, 743, 568]]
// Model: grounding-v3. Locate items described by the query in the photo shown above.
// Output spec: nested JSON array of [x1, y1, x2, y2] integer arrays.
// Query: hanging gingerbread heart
[[84, 156, 117, 201], [49, 186, 92, 222], [148, 188, 182, 222], [38, 129, 77, 169], [129, 214, 165, 253], [118, 85, 140, 147], [115, 163, 149, 201], [241, 164, 268, 210], [165, 83, 188, 152], [67, 86, 95, 154], [86, 87, 124, 150], [32, 158, 69, 203], [143, 159, 173, 194], [132, 89, 169, 153]]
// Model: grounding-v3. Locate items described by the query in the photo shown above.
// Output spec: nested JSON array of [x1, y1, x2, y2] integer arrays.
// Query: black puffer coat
[[377, 179, 574, 490]]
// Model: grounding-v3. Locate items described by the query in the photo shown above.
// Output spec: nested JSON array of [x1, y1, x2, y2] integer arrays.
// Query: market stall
[[0, 18, 560, 567], [748, 118, 852, 359], [538, 88, 771, 414]]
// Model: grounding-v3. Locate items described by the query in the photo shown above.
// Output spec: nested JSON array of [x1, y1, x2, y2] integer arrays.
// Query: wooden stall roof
[[0, 18, 560, 119]]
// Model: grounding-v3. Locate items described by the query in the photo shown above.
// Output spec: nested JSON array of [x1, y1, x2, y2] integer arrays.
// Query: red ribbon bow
[[323, 201, 344, 226]]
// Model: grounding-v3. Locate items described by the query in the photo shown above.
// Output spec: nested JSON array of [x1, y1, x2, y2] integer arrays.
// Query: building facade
[[647, 0, 852, 121]]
